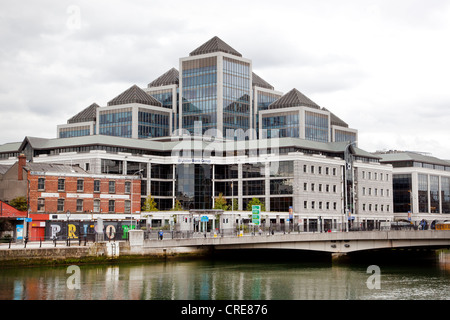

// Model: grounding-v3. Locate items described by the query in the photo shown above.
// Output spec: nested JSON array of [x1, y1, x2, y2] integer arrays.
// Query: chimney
[[18, 154, 26, 180]]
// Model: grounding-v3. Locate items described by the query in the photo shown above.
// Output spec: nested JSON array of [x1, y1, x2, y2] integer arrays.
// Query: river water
[[0, 249, 449, 300]]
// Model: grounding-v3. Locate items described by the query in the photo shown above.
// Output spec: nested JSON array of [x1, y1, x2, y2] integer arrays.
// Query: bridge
[[128, 230, 450, 255]]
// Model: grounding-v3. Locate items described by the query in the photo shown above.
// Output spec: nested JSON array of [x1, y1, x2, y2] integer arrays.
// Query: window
[[125, 181, 131, 194], [37, 198, 45, 212], [94, 180, 100, 193], [333, 168, 336, 176], [125, 200, 131, 213], [58, 179, 65, 191], [57, 199, 65, 212], [108, 200, 115, 212], [76, 199, 83, 212], [93, 199, 100, 213], [303, 182, 307, 191], [38, 178, 45, 191], [77, 179, 84, 192], [109, 181, 116, 193], [304, 201, 307, 209]]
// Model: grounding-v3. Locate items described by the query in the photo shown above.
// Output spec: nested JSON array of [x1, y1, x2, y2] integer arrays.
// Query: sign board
[[201, 216, 209, 222], [17, 217, 32, 222], [16, 224, 24, 240], [252, 205, 260, 225]]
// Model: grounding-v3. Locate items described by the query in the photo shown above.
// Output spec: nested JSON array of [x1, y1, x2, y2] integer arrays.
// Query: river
[[0, 249, 449, 300]]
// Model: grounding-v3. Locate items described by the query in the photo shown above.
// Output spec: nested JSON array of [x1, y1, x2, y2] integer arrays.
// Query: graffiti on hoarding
[[46, 220, 137, 240]]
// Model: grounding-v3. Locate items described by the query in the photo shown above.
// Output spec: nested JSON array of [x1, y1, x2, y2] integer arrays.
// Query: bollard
[[40, 238, 42, 248]]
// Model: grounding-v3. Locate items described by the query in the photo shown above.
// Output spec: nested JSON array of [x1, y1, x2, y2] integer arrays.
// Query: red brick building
[[1, 155, 141, 216]]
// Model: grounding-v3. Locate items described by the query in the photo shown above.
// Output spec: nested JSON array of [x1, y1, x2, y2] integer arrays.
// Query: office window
[[57, 199, 65, 212], [125, 181, 131, 194], [76, 199, 83, 212], [94, 180, 101, 192], [93, 199, 100, 213], [37, 198, 45, 212], [108, 200, 115, 212], [58, 179, 65, 191], [38, 178, 45, 191], [109, 181, 116, 193], [77, 179, 84, 192], [125, 200, 131, 213]]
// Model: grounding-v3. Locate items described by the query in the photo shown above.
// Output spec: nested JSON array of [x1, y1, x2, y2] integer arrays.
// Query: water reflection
[[0, 250, 449, 300]]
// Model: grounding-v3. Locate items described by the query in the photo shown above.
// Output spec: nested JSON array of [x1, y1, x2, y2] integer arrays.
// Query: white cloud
[[0, 0, 450, 159]]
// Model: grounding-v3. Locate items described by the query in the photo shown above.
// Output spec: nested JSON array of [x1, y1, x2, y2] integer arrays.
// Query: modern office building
[[378, 150, 450, 224], [0, 36, 412, 230], [55, 36, 357, 144]]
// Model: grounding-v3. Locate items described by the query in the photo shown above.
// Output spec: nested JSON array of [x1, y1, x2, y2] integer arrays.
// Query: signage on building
[[252, 205, 260, 225]]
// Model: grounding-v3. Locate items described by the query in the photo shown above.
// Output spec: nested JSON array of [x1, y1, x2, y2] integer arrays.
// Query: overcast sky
[[1, 0, 450, 159]]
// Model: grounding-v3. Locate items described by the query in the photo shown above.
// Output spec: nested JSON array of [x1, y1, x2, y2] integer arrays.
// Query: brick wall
[[27, 173, 141, 214]]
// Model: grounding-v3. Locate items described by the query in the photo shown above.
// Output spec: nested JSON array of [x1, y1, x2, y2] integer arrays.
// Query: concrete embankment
[[0, 240, 210, 267]]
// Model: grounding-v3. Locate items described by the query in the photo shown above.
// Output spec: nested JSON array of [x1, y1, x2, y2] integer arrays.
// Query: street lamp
[[66, 210, 71, 246], [344, 140, 357, 232]]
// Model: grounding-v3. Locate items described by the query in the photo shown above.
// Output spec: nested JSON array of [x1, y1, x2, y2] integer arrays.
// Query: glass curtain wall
[[418, 174, 428, 213], [254, 91, 282, 138], [176, 164, 212, 209], [223, 57, 251, 136], [59, 126, 90, 138], [138, 109, 170, 138], [182, 57, 217, 135], [99, 108, 132, 137], [262, 112, 300, 138], [442, 177, 450, 213], [305, 111, 329, 142], [392, 174, 412, 213], [430, 175, 440, 213]]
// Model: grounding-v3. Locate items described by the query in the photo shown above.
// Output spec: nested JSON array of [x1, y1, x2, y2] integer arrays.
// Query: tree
[[9, 196, 28, 212], [246, 198, 265, 211], [142, 194, 158, 212], [213, 193, 229, 210], [171, 199, 183, 211]]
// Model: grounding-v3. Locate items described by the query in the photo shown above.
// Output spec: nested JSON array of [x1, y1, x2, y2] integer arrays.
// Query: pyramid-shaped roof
[[68, 103, 99, 124], [108, 85, 162, 107], [322, 107, 348, 128], [190, 36, 242, 57], [269, 88, 320, 109], [148, 68, 179, 88], [252, 72, 274, 90]]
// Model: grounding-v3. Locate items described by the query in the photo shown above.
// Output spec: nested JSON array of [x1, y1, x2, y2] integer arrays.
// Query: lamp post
[[66, 210, 71, 246], [344, 140, 357, 232]]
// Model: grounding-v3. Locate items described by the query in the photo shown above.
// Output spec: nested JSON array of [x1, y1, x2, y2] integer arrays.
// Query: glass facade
[[176, 164, 212, 209], [392, 174, 412, 213], [442, 177, 450, 214], [254, 90, 282, 138], [182, 57, 217, 135], [262, 112, 300, 138], [99, 108, 132, 138], [305, 111, 329, 142], [430, 175, 440, 213], [59, 125, 91, 138], [138, 108, 170, 138], [418, 174, 428, 213], [223, 57, 251, 134], [334, 129, 357, 143]]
